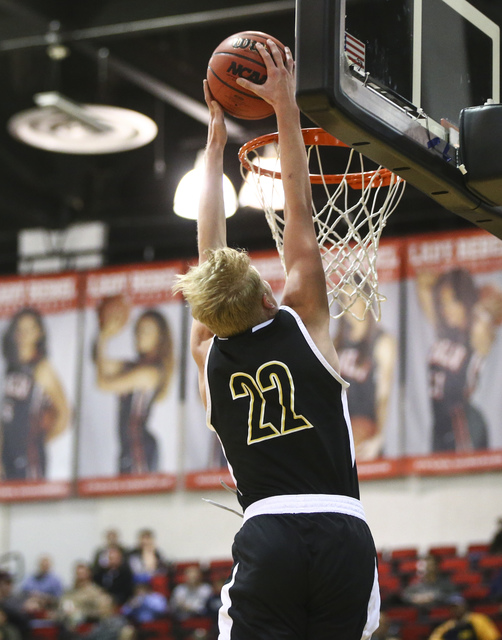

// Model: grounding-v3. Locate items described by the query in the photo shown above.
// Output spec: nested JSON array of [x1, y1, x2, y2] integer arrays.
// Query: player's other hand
[[203, 79, 227, 149]]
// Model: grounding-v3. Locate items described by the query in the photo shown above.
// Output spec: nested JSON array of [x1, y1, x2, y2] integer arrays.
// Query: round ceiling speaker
[[7, 104, 158, 154]]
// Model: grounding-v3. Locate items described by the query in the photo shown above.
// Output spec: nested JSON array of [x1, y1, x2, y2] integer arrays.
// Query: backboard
[[295, 0, 502, 238]]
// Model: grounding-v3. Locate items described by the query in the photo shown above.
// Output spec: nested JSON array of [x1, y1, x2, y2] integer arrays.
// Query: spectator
[[171, 566, 212, 640], [0, 605, 21, 640], [204, 577, 226, 640], [58, 562, 109, 629], [170, 566, 211, 622], [0, 572, 30, 640], [371, 612, 401, 640], [489, 568, 502, 604], [402, 555, 456, 609], [127, 529, 168, 582], [429, 594, 501, 640], [21, 554, 63, 613], [489, 517, 502, 555], [93, 530, 129, 572], [81, 593, 133, 640], [93, 546, 134, 607], [120, 576, 168, 625]]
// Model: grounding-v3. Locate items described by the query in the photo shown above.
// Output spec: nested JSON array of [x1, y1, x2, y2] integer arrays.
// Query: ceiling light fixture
[[174, 150, 237, 220], [7, 92, 158, 154]]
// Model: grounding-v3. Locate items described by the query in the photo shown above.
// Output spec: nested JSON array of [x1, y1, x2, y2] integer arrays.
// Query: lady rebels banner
[[404, 229, 502, 475], [183, 251, 287, 490], [77, 262, 183, 496], [329, 239, 404, 479], [0, 273, 80, 501]]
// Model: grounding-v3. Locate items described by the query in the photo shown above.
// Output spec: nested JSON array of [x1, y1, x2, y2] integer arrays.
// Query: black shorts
[[218, 510, 379, 640]]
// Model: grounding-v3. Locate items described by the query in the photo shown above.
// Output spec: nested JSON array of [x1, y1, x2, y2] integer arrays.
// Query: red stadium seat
[[391, 547, 419, 560], [467, 543, 490, 556], [31, 628, 59, 640], [473, 603, 501, 616], [440, 557, 470, 573], [397, 559, 419, 577], [400, 623, 433, 640], [180, 617, 213, 632], [151, 573, 170, 596], [428, 606, 452, 622], [428, 545, 458, 559], [462, 584, 490, 601], [478, 554, 502, 572], [385, 606, 419, 623], [378, 561, 393, 576], [451, 571, 482, 586], [378, 575, 401, 591], [141, 619, 173, 638]]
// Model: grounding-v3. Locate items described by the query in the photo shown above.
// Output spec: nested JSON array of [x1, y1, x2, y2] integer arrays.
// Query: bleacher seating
[[27, 547, 502, 640]]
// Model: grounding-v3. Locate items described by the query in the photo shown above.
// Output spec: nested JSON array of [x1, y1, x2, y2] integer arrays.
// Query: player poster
[[184, 251, 286, 490], [77, 262, 183, 496], [0, 273, 79, 501], [330, 238, 404, 476], [404, 229, 502, 475]]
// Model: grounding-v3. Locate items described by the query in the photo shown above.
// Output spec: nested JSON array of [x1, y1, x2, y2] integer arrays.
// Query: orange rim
[[238, 127, 395, 187]]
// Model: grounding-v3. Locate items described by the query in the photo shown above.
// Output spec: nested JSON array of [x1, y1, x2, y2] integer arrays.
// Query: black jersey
[[205, 306, 359, 510], [1, 362, 47, 479]]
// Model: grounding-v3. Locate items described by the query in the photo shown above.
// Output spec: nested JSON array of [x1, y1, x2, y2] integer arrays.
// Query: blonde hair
[[173, 248, 266, 336]]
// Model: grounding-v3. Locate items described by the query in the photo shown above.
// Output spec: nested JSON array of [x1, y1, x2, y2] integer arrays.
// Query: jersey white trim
[[204, 337, 216, 432], [280, 306, 349, 389], [242, 493, 366, 524]]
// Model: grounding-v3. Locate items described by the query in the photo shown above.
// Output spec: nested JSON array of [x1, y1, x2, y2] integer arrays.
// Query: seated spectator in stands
[[0, 572, 30, 640], [170, 565, 212, 640], [170, 566, 212, 623], [402, 554, 456, 609], [489, 568, 502, 604], [0, 605, 22, 640], [81, 593, 134, 640], [21, 554, 63, 614], [58, 562, 109, 629], [429, 594, 501, 640], [93, 546, 135, 607], [489, 517, 502, 555], [120, 576, 169, 625], [371, 612, 401, 640], [127, 529, 169, 582], [93, 530, 129, 573]]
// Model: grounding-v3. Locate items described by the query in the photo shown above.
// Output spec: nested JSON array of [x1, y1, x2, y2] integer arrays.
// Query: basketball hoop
[[238, 127, 406, 321]]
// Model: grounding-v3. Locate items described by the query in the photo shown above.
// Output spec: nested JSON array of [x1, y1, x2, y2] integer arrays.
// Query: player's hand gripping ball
[[207, 31, 287, 120]]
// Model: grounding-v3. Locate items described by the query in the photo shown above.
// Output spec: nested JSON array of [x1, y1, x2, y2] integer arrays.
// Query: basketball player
[[174, 41, 379, 640], [1, 308, 69, 480], [95, 308, 173, 474]]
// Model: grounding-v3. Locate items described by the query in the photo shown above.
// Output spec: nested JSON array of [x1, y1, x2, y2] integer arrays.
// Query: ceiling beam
[[0, 1, 295, 51], [76, 44, 250, 142]]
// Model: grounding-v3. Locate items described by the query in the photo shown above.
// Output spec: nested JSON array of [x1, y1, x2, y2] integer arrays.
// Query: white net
[[239, 129, 406, 321]]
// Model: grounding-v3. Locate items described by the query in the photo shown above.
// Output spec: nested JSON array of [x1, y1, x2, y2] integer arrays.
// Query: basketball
[[207, 31, 287, 120]]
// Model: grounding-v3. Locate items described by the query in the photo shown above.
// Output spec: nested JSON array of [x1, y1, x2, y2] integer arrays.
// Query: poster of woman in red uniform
[[1, 308, 70, 480]]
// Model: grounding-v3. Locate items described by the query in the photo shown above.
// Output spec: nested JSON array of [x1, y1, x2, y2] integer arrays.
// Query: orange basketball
[[207, 31, 287, 120]]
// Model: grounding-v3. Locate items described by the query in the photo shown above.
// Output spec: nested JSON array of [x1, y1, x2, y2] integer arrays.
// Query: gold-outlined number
[[230, 361, 314, 445]]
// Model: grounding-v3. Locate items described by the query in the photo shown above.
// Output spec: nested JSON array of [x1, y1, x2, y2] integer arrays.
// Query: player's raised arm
[[236, 43, 329, 332], [197, 80, 228, 262]]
